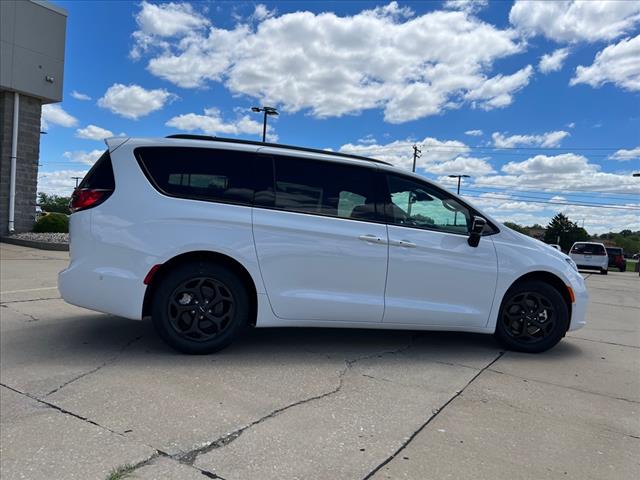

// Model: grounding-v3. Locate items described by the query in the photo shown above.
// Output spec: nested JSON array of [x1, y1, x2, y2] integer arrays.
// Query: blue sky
[[39, 1, 639, 233]]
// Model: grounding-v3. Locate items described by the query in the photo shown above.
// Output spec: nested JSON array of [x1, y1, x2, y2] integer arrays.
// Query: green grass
[[105, 464, 136, 480]]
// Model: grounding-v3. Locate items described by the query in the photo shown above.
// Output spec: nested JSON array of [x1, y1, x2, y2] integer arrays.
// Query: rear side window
[[79, 151, 115, 190], [272, 156, 378, 221], [606, 248, 622, 255], [571, 243, 605, 254], [136, 147, 255, 205]]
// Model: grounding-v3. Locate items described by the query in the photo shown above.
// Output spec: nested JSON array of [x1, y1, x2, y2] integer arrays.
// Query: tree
[[503, 222, 527, 234], [37, 192, 71, 215], [544, 213, 589, 251]]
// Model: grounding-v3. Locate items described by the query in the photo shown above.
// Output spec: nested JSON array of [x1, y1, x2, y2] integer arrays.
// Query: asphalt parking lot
[[1, 242, 638, 480]]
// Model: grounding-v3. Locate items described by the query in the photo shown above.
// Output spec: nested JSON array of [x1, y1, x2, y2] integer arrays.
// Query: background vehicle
[[605, 247, 625, 272], [549, 244, 561, 251], [59, 136, 588, 355], [569, 242, 608, 274]]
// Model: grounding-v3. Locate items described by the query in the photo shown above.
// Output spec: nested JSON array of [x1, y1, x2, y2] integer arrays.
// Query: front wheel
[[601, 268, 608, 275], [152, 261, 249, 354], [495, 280, 569, 353]]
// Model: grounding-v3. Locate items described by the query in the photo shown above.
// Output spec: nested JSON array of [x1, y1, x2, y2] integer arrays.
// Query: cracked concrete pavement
[[1, 242, 638, 479]]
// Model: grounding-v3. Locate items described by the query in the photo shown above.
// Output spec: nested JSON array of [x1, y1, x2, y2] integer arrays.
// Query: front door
[[382, 174, 498, 327]]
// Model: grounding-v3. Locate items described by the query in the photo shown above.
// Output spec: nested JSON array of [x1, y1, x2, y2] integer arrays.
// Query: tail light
[[70, 188, 113, 213]]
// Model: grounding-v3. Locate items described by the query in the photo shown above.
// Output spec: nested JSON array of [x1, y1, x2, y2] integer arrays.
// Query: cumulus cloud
[[609, 146, 640, 161], [570, 35, 640, 92], [41, 104, 78, 129], [63, 150, 104, 166], [492, 130, 570, 148], [464, 129, 483, 136], [509, 0, 640, 43], [132, 2, 529, 123], [98, 83, 175, 119], [75, 124, 114, 141], [444, 0, 488, 14], [501, 153, 594, 175], [539, 48, 570, 74], [38, 169, 89, 196], [166, 107, 277, 141], [70, 90, 91, 101], [464, 65, 533, 110]]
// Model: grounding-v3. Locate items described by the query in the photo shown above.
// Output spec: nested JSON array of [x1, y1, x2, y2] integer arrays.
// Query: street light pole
[[448, 174, 470, 227], [251, 106, 279, 142]]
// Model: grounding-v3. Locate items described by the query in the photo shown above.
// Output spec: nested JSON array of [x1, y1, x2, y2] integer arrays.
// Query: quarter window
[[273, 156, 378, 221], [136, 147, 255, 205], [385, 175, 471, 234]]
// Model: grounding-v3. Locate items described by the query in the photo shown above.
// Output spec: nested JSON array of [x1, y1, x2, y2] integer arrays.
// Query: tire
[[601, 269, 608, 275], [495, 280, 569, 353], [619, 264, 626, 273], [151, 261, 249, 354]]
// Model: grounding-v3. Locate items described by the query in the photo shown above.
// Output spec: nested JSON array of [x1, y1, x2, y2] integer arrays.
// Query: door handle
[[358, 234, 386, 244], [390, 239, 416, 248]]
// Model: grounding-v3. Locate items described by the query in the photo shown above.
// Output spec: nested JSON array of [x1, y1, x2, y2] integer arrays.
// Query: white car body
[[569, 242, 608, 273], [59, 137, 588, 339]]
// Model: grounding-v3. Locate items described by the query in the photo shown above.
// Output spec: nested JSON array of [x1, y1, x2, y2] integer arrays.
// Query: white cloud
[[539, 48, 570, 74], [70, 90, 91, 101], [609, 146, 640, 161], [570, 35, 640, 92], [444, 0, 488, 14], [509, 0, 640, 43], [38, 170, 89, 196], [63, 150, 104, 166], [251, 4, 275, 22], [464, 65, 533, 110], [566, 122, 576, 129], [75, 124, 114, 141], [502, 153, 594, 175], [41, 104, 78, 129], [424, 156, 495, 176], [166, 107, 277, 141], [464, 129, 483, 136], [98, 83, 175, 119], [492, 130, 570, 148], [133, 4, 528, 123]]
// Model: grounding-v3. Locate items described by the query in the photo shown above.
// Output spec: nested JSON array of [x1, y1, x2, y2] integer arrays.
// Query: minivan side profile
[[59, 136, 588, 354]]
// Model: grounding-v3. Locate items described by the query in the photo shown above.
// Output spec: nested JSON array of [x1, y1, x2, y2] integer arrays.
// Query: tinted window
[[80, 151, 115, 190], [385, 175, 471, 234], [606, 247, 622, 255], [136, 147, 255, 205], [272, 156, 378, 221], [571, 243, 606, 255]]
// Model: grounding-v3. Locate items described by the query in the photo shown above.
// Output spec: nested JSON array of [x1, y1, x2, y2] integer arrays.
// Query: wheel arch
[[142, 250, 258, 326], [502, 270, 573, 331]]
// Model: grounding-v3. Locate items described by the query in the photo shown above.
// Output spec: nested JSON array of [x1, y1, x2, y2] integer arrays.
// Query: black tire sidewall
[[495, 280, 569, 353], [152, 261, 249, 354]]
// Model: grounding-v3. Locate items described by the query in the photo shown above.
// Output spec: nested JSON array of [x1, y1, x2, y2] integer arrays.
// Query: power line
[[461, 186, 640, 202], [461, 193, 640, 211]]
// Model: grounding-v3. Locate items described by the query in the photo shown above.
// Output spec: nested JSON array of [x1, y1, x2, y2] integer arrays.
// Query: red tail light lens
[[70, 188, 112, 213]]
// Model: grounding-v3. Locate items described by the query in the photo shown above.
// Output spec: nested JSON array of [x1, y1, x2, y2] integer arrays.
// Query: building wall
[[0, 91, 42, 234]]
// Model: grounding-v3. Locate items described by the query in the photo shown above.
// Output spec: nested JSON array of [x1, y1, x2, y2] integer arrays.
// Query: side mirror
[[468, 216, 486, 247]]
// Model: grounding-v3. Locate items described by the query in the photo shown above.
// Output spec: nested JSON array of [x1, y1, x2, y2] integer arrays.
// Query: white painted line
[[0, 286, 58, 294]]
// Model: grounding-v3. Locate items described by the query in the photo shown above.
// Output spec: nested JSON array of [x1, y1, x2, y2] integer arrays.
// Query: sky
[[39, 0, 640, 234]]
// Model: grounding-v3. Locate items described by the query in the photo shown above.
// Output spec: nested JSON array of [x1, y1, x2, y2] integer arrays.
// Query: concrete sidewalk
[[1, 243, 638, 479]]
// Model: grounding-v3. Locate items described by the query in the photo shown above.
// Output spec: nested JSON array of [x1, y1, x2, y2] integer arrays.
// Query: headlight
[[565, 257, 578, 271]]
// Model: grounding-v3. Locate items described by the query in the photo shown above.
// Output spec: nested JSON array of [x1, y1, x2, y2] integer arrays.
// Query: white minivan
[[569, 242, 609, 275], [59, 135, 588, 354]]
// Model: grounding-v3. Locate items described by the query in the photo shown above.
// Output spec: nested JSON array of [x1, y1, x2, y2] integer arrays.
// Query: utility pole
[[447, 174, 470, 227], [412, 145, 422, 172], [72, 176, 81, 188]]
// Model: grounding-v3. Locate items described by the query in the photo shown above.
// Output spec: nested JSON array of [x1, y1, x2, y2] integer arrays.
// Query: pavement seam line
[[568, 336, 640, 349], [487, 368, 640, 404], [0, 296, 61, 305], [175, 333, 421, 469], [45, 335, 143, 397], [361, 350, 505, 480]]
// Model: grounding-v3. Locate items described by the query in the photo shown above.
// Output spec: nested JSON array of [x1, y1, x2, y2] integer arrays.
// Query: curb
[[1, 236, 69, 251]]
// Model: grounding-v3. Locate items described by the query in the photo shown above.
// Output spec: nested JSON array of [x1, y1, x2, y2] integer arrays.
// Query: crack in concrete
[[2, 303, 40, 322], [0, 296, 61, 305], [45, 335, 143, 397], [568, 336, 640, 349], [175, 334, 421, 469], [487, 368, 640, 405], [361, 350, 505, 480]]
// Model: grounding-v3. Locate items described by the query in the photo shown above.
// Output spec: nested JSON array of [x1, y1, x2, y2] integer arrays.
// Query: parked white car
[[59, 135, 588, 354], [569, 242, 609, 275]]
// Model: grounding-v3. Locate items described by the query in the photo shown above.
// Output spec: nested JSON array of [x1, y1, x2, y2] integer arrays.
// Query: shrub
[[33, 212, 69, 233]]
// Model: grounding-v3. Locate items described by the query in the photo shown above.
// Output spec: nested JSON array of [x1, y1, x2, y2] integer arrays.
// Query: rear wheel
[[601, 268, 608, 275], [152, 261, 249, 354], [495, 280, 568, 353]]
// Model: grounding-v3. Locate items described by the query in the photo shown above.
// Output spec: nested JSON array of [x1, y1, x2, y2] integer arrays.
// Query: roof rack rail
[[165, 134, 392, 166]]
